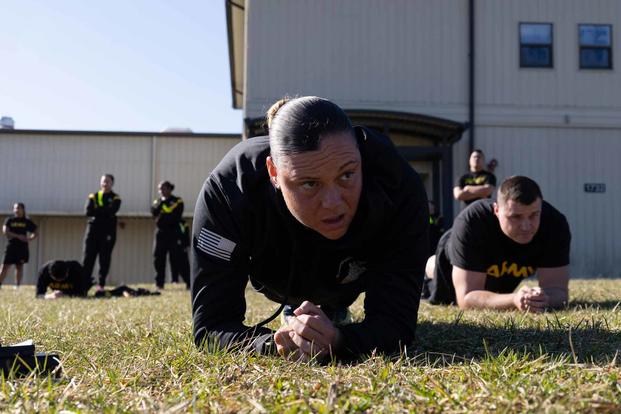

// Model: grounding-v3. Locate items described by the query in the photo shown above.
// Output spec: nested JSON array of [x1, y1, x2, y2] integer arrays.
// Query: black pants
[[171, 247, 190, 287], [154, 231, 189, 288], [425, 230, 457, 305], [83, 226, 116, 287]]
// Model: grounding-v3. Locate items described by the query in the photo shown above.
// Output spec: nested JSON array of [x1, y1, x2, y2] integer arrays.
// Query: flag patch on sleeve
[[197, 228, 236, 261]]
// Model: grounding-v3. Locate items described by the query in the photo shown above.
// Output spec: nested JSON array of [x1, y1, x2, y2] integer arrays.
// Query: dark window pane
[[580, 48, 611, 68], [521, 46, 552, 67], [580, 25, 611, 46], [520, 24, 552, 44]]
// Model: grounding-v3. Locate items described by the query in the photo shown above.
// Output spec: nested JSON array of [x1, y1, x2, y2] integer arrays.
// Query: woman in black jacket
[[191, 96, 429, 361], [151, 181, 188, 289]]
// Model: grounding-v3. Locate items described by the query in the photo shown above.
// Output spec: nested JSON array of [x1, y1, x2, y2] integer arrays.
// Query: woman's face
[[159, 184, 172, 199], [267, 132, 362, 240], [13, 204, 24, 218], [100, 175, 113, 192]]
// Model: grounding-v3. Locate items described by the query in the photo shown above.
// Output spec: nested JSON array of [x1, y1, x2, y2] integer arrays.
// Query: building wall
[[0, 133, 240, 216], [475, 126, 620, 277], [0, 131, 239, 285], [240, 0, 621, 277], [476, 0, 621, 116], [244, 0, 470, 120], [244, 0, 621, 127]]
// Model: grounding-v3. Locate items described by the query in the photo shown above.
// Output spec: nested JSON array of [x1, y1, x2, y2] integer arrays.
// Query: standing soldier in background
[[0, 202, 38, 288], [453, 149, 496, 206], [151, 181, 186, 290], [83, 174, 121, 291]]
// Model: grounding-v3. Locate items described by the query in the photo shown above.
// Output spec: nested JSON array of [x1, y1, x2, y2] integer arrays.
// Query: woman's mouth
[[321, 214, 345, 227]]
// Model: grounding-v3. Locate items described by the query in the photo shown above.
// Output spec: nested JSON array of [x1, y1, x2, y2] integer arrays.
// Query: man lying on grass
[[36, 260, 92, 299], [191, 97, 428, 362], [424, 176, 571, 312]]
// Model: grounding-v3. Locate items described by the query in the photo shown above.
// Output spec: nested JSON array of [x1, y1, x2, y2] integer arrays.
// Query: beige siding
[[476, 126, 621, 277], [0, 132, 238, 287], [244, 0, 469, 121], [477, 0, 621, 112], [0, 133, 239, 216], [154, 136, 239, 213], [0, 215, 194, 286]]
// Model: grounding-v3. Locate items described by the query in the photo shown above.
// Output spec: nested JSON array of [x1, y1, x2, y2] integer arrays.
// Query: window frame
[[519, 22, 554, 69], [578, 23, 613, 70]]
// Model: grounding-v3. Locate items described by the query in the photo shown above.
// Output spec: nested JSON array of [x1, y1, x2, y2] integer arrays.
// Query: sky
[[0, 0, 242, 133]]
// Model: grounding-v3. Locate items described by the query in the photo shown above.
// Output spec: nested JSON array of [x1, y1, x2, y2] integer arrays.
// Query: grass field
[[1, 279, 620, 413]]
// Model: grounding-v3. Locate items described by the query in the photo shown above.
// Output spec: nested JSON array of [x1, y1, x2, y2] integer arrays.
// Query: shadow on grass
[[415, 319, 621, 365]]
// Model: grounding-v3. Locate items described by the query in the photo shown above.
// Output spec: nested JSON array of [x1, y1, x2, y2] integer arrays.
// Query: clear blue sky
[[0, 0, 242, 133]]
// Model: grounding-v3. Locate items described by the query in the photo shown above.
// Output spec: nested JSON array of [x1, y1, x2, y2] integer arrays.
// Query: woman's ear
[[266, 156, 279, 189]]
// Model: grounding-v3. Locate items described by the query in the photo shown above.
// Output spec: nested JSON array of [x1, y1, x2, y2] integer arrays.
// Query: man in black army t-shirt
[[425, 176, 571, 312], [453, 149, 496, 206], [36, 260, 93, 299]]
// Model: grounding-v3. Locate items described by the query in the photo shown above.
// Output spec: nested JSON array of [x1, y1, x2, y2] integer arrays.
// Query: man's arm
[[454, 184, 494, 201], [85, 194, 99, 217], [537, 266, 569, 308], [453, 266, 548, 312], [150, 200, 161, 217], [3, 225, 26, 242], [36, 267, 50, 297], [109, 195, 121, 215], [453, 266, 515, 310]]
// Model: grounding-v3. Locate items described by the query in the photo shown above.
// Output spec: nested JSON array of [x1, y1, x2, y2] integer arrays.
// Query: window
[[579, 24, 612, 69], [520, 23, 554, 68]]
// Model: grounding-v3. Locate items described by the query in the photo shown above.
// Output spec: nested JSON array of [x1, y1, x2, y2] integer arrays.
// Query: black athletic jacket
[[191, 126, 429, 358], [85, 190, 121, 230], [36, 260, 92, 297], [151, 195, 184, 232]]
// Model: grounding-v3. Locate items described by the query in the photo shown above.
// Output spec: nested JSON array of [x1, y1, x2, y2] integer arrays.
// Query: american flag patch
[[197, 228, 236, 261]]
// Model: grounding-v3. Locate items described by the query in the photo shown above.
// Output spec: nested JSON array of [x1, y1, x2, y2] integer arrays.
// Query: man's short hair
[[497, 176, 542, 205], [50, 261, 68, 281], [472, 148, 484, 156]]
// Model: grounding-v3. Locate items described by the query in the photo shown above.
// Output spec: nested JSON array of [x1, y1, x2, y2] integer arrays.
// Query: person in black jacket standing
[[192, 96, 429, 362], [151, 181, 187, 289], [82, 174, 121, 291]]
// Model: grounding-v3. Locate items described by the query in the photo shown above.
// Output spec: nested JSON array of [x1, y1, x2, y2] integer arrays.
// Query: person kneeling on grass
[[36, 260, 93, 299], [191, 96, 429, 362], [423, 176, 571, 312]]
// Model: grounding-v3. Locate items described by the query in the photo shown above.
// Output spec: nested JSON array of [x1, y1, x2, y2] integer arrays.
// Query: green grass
[[1, 280, 620, 413]]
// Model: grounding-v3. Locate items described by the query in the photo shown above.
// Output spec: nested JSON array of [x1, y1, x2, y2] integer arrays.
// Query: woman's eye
[[340, 171, 355, 181], [301, 181, 317, 190]]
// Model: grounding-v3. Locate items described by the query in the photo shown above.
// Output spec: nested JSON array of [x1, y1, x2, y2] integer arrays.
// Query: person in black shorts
[[453, 149, 496, 206], [425, 176, 571, 312], [36, 260, 93, 299], [0, 203, 38, 288], [82, 174, 121, 291]]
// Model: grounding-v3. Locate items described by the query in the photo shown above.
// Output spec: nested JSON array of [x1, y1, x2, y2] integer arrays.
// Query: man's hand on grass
[[514, 286, 549, 313], [44, 290, 64, 300]]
